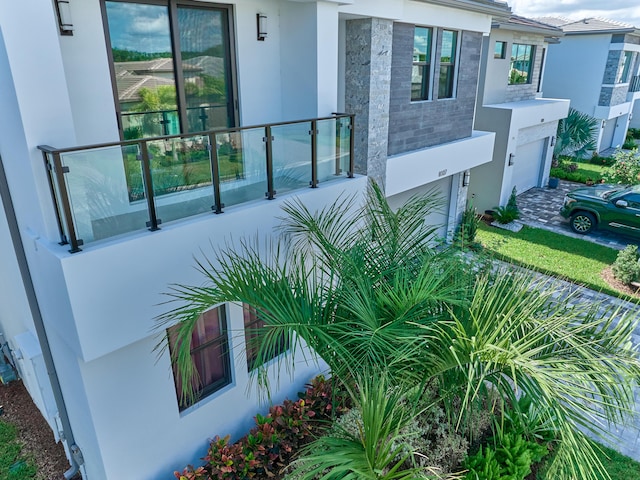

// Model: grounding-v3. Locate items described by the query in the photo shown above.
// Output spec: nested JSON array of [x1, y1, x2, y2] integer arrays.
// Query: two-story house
[[0, 0, 508, 478], [540, 17, 640, 153], [470, 14, 570, 212]]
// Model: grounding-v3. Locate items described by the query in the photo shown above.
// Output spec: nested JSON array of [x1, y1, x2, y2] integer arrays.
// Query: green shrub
[[463, 433, 548, 480], [589, 154, 616, 167], [603, 149, 640, 185], [612, 245, 640, 285], [493, 188, 519, 224], [623, 140, 638, 151], [506, 187, 518, 212], [455, 202, 480, 249], [629, 128, 640, 140], [500, 394, 557, 444]]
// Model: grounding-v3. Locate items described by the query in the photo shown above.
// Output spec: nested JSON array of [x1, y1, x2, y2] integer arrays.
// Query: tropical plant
[[454, 202, 480, 249], [603, 149, 640, 185], [158, 180, 640, 480], [612, 245, 640, 285], [554, 108, 599, 159], [492, 188, 519, 224]]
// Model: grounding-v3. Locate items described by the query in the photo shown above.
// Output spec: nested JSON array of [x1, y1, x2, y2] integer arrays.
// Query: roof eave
[[417, 0, 511, 19], [492, 22, 564, 37]]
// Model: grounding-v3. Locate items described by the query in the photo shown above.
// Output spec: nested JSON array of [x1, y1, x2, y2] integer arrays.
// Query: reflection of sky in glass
[[441, 31, 456, 61], [413, 27, 431, 62], [178, 8, 223, 52], [106, 2, 171, 53]]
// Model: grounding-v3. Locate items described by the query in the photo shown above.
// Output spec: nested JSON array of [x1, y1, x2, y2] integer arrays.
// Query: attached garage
[[386, 176, 453, 240], [510, 139, 545, 194]]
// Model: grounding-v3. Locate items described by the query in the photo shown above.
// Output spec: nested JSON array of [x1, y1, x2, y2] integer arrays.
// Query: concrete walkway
[[511, 182, 640, 460]]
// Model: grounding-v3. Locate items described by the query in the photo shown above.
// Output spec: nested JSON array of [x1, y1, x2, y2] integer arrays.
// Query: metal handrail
[[38, 113, 355, 253], [629, 75, 640, 93]]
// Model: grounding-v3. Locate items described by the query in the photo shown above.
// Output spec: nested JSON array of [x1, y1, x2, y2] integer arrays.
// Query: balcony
[[630, 75, 640, 93], [39, 114, 354, 253]]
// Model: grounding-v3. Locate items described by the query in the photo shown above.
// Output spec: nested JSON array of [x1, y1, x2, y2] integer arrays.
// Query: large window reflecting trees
[[103, 1, 236, 140]]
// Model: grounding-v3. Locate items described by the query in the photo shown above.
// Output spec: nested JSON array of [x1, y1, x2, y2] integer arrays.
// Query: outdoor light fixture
[[55, 0, 74, 35], [602, 120, 606, 129], [550, 135, 556, 147], [508, 153, 515, 166], [462, 170, 471, 187], [257, 14, 267, 41]]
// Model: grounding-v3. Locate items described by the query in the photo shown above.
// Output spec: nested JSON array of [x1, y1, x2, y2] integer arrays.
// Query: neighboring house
[[470, 14, 570, 212], [540, 17, 640, 153], [0, 0, 507, 478]]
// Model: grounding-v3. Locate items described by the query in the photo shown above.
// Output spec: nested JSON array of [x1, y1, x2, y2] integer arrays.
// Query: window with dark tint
[[411, 27, 433, 101], [617, 51, 634, 83], [494, 41, 507, 59], [509, 44, 534, 85], [168, 305, 231, 410], [103, 1, 236, 139], [244, 304, 288, 371], [438, 30, 458, 99]]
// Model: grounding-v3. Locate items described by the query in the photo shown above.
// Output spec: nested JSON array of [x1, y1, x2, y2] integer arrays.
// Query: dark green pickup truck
[[559, 184, 640, 237]]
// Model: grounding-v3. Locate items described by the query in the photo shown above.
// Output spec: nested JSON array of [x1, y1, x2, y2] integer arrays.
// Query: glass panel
[[105, 2, 179, 139], [439, 30, 457, 99], [47, 153, 71, 243], [338, 117, 352, 176], [216, 128, 267, 208], [413, 27, 431, 63], [494, 41, 506, 59], [145, 135, 214, 224], [510, 43, 532, 84], [178, 7, 233, 132], [412, 27, 432, 101], [60, 144, 147, 243], [271, 122, 312, 195], [317, 118, 343, 183]]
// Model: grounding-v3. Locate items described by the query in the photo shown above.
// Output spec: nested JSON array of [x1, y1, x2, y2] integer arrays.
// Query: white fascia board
[[609, 43, 640, 52], [594, 102, 633, 120], [386, 130, 495, 197], [485, 98, 570, 129]]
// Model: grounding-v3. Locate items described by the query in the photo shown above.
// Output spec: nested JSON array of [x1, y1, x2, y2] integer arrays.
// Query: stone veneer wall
[[387, 23, 482, 156], [503, 31, 546, 103], [344, 18, 393, 188]]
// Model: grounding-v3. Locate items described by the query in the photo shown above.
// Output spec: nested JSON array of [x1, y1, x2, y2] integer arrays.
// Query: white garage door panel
[[512, 140, 544, 194], [600, 119, 616, 152], [386, 176, 453, 240]]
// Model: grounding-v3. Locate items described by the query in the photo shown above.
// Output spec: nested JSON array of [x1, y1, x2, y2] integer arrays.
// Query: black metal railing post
[[139, 141, 160, 231], [51, 152, 82, 253], [334, 118, 342, 176], [209, 133, 223, 214], [265, 126, 275, 199], [348, 114, 355, 178], [40, 150, 67, 245], [310, 120, 318, 188]]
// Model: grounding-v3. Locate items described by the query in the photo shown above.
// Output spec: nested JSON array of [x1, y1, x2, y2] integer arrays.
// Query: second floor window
[[617, 51, 635, 83], [438, 30, 458, 99], [412, 27, 433, 101], [509, 43, 535, 85]]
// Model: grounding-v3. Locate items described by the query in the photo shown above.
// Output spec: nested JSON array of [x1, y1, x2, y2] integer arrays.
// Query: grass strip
[[476, 223, 638, 303], [0, 421, 37, 480]]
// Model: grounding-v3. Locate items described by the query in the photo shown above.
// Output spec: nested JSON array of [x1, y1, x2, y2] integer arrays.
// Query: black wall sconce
[[508, 153, 515, 166], [257, 14, 267, 41], [462, 170, 471, 187], [550, 135, 556, 147], [55, 0, 74, 36]]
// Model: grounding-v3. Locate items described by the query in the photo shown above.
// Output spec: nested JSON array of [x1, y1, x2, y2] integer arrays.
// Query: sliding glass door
[[103, 0, 236, 139]]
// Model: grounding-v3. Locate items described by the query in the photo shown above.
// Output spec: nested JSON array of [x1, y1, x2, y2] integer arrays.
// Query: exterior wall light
[[508, 153, 515, 166], [55, 0, 74, 36], [550, 135, 555, 147], [462, 170, 471, 187], [257, 14, 267, 41], [602, 120, 606, 129]]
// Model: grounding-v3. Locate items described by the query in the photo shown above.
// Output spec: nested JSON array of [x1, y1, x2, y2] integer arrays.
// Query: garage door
[[511, 140, 544, 194], [386, 176, 453, 240]]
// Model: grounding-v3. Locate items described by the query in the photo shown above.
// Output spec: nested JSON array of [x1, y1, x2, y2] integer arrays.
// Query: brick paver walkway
[[512, 182, 640, 460]]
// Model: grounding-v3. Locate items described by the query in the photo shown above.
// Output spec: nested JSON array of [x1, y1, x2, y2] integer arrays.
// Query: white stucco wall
[[543, 34, 611, 116]]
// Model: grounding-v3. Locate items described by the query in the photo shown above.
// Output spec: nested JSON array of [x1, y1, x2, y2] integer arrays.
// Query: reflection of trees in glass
[[112, 48, 171, 62]]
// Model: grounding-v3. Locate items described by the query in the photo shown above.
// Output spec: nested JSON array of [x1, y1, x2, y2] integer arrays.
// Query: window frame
[[411, 26, 435, 102], [509, 43, 535, 85], [617, 51, 635, 84], [100, 0, 239, 140], [167, 304, 231, 411], [243, 305, 289, 371], [438, 29, 459, 99], [494, 41, 507, 59]]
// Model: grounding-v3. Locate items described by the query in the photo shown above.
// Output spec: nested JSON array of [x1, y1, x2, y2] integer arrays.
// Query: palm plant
[[157, 180, 640, 479], [554, 107, 599, 159]]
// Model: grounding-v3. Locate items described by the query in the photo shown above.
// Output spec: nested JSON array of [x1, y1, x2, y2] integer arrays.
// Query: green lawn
[[550, 160, 608, 184], [476, 223, 633, 300], [594, 442, 640, 480], [0, 421, 36, 480]]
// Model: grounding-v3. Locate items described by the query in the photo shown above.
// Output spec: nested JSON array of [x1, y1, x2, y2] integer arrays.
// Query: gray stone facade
[[612, 33, 640, 45], [344, 18, 393, 188], [602, 49, 622, 85], [599, 85, 630, 106], [387, 23, 481, 156]]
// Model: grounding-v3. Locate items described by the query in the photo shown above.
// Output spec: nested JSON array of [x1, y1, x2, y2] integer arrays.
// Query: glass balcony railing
[[39, 114, 355, 252], [630, 75, 640, 93]]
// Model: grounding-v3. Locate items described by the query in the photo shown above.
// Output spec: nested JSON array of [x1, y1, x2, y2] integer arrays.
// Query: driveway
[[516, 180, 640, 250]]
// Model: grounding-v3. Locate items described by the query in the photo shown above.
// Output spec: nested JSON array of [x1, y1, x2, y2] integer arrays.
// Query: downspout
[[0, 155, 83, 479]]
